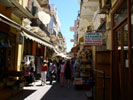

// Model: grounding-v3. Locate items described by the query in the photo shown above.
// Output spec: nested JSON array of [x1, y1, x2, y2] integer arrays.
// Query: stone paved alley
[[9, 81, 88, 100]]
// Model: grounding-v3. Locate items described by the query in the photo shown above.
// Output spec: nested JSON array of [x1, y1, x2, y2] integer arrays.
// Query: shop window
[[114, 0, 128, 26]]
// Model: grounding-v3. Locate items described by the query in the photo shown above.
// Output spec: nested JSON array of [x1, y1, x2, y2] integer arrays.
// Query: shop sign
[[75, 20, 79, 26], [84, 32, 102, 45], [70, 27, 78, 32], [70, 39, 74, 42]]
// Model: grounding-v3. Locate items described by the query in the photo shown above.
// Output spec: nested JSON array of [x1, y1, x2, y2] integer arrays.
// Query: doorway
[[114, 22, 129, 100]]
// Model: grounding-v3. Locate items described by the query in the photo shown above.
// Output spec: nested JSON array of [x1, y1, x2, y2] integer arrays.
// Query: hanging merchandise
[[73, 45, 93, 90], [23, 56, 30, 65], [23, 55, 35, 71]]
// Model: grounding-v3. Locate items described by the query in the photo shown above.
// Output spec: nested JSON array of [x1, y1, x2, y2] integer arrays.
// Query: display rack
[[73, 46, 94, 90]]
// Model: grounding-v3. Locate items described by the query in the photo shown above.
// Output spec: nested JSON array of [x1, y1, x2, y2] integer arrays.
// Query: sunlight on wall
[[17, 45, 23, 71]]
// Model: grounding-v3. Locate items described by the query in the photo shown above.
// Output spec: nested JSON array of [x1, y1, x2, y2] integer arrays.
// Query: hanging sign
[[84, 32, 102, 45], [70, 27, 78, 32], [70, 39, 74, 42], [75, 20, 79, 26]]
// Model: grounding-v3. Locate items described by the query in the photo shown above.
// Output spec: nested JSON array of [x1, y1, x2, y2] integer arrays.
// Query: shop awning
[[55, 53, 71, 59], [0, 13, 21, 30], [0, 0, 33, 18], [0, 13, 54, 49], [21, 30, 54, 49]]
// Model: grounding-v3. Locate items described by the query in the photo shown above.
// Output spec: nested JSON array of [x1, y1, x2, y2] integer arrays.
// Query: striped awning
[[22, 31, 54, 49]]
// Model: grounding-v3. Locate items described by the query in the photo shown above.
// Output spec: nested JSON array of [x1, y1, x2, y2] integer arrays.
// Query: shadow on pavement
[[41, 83, 88, 100], [9, 90, 36, 100]]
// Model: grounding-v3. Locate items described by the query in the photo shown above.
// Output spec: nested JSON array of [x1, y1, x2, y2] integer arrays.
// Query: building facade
[[72, 0, 133, 100], [0, 0, 66, 95]]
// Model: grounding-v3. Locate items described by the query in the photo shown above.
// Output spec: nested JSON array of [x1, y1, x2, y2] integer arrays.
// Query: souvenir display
[[73, 45, 93, 90]]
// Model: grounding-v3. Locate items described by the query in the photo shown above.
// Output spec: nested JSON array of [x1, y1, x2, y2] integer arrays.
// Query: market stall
[[73, 46, 94, 90]]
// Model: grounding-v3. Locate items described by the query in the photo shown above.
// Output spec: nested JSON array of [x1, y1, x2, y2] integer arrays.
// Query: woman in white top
[[60, 61, 65, 86]]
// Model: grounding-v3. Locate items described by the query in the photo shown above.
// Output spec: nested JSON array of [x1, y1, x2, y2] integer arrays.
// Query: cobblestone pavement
[[9, 80, 88, 100]]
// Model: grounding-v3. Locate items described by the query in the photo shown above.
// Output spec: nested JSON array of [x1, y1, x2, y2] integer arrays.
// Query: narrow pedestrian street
[[9, 81, 88, 100], [0, 0, 133, 100]]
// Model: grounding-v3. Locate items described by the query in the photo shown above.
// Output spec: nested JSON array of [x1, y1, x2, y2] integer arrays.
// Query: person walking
[[41, 60, 48, 85], [49, 61, 56, 85], [64, 60, 72, 88], [60, 61, 65, 87]]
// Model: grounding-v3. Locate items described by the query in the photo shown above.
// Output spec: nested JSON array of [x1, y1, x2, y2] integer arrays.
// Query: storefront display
[[73, 45, 93, 90], [0, 31, 25, 91], [0, 32, 16, 79]]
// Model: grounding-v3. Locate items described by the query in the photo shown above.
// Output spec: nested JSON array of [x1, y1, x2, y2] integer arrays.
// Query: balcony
[[37, 0, 49, 7], [31, 18, 50, 37], [78, 0, 99, 35]]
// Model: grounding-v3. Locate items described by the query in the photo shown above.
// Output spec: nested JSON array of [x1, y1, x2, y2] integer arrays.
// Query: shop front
[[0, 4, 21, 90], [0, 32, 17, 81], [111, 0, 133, 100]]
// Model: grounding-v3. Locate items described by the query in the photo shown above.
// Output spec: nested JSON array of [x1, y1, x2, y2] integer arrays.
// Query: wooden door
[[114, 22, 129, 100]]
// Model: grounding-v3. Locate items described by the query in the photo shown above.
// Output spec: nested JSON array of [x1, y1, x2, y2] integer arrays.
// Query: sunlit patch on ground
[[23, 80, 56, 100]]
